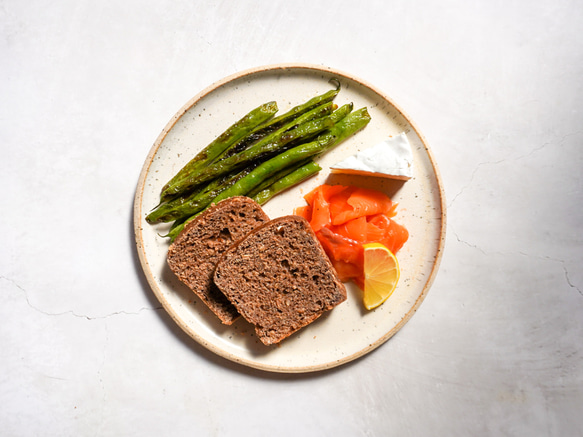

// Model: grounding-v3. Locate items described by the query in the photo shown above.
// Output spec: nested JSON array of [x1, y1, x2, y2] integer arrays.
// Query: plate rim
[[133, 62, 447, 373]]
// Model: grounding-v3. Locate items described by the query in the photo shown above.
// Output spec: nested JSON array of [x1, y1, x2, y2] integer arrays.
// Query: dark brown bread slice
[[167, 196, 269, 325], [213, 215, 347, 345]]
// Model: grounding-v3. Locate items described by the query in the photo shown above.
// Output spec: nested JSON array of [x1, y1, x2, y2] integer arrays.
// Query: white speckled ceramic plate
[[134, 63, 446, 373]]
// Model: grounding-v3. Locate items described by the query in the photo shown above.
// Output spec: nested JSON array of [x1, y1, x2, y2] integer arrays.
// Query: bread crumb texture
[[214, 215, 347, 345], [167, 197, 269, 324]]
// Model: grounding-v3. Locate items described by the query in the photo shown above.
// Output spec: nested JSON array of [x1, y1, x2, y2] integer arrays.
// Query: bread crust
[[167, 196, 269, 324], [213, 215, 347, 345]]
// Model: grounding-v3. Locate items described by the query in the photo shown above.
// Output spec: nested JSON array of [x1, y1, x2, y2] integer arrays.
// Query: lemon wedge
[[362, 242, 400, 310]]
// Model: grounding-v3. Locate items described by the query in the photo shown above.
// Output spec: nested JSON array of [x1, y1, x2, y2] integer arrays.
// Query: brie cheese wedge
[[331, 133, 414, 180]]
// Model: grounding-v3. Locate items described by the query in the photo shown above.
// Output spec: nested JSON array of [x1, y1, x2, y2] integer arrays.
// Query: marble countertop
[[2, 1, 581, 435]]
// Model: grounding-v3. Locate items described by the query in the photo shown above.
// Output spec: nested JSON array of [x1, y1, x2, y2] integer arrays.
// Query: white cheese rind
[[331, 133, 414, 180]]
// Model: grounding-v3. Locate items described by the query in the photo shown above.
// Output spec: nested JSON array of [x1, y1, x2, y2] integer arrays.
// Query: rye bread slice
[[167, 196, 269, 325], [213, 215, 347, 345]]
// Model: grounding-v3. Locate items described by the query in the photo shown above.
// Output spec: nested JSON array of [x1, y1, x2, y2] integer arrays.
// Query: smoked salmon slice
[[294, 184, 409, 290], [331, 187, 394, 225]]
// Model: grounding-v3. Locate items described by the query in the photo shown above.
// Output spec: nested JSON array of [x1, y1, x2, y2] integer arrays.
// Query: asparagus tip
[[329, 77, 341, 91]]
